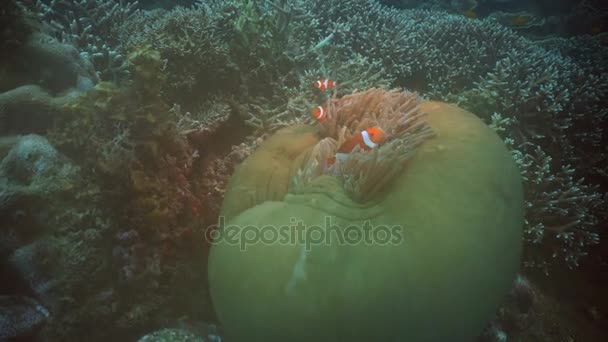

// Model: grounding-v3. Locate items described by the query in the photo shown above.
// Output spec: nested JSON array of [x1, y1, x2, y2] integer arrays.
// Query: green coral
[[118, 6, 228, 106]]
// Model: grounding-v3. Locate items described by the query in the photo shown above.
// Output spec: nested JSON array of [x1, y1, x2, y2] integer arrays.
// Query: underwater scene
[[1, 0, 607, 341]]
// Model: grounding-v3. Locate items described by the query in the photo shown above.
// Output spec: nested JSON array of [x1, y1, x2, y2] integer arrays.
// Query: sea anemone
[[291, 88, 435, 202], [210, 88, 524, 341]]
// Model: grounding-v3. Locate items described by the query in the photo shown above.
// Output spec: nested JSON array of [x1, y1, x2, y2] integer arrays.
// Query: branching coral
[[18, 0, 138, 82], [202, 0, 314, 97], [489, 113, 603, 272], [430, 29, 607, 272], [457, 44, 607, 164], [305, 2, 528, 95], [5, 1, 604, 340], [291, 88, 435, 202], [242, 51, 394, 133], [117, 6, 228, 104]]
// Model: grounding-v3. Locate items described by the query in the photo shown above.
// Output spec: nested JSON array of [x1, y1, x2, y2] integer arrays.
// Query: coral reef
[[43, 43, 246, 339], [0, 295, 50, 340], [118, 6, 228, 105], [137, 328, 204, 342], [1, 2, 97, 135], [0, 134, 114, 340], [0, 0, 34, 55], [479, 270, 608, 341], [485, 114, 603, 272], [1, 0, 606, 340], [0, 134, 79, 213], [446, 32, 608, 271], [18, 0, 138, 82], [136, 322, 223, 342], [0, 85, 67, 135]]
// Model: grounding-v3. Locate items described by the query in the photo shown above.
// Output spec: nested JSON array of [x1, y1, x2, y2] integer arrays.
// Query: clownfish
[[327, 127, 386, 166], [311, 105, 327, 122], [313, 78, 337, 92]]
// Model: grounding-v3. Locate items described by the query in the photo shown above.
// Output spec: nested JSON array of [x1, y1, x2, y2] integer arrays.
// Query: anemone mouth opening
[[289, 88, 436, 203]]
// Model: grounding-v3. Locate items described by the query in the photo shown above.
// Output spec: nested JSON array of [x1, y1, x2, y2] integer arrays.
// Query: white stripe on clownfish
[[361, 130, 377, 149]]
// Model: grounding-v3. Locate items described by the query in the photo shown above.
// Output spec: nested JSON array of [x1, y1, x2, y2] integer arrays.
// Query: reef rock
[[0, 32, 97, 134], [0, 134, 78, 213], [0, 295, 49, 340]]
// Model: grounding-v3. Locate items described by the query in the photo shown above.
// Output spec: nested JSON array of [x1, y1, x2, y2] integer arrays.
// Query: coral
[[48, 46, 168, 177], [126, 137, 201, 229], [0, 17, 100, 134], [172, 97, 233, 137], [0, 295, 50, 340], [137, 328, 204, 342], [18, 0, 138, 83], [243, 52, 395, 133], [429, 24, 607, 272], [303, 3, 521, 95], [455, 44, 607, 165], [1, 31, 97, 93], [203, 0, 311, 97], [308, 0, 420, 81], [479, 274, 539, 341], [487, 11, 545, 30], [11, 199, 113, 342], [0, 0, 34, 56], [8, 240, 61, 302], [191, 0, 396, 133], [45, 43, 234, 339], [0, 30, 98, 134], [487, 129, 604, 272], [517, 146, 602, 271], [0, 86, 63, 135], [0, 134, 79, 208], [137, 322, 223, 342], [192, 141, 254, 225], [211, 94, 523, 341], [453, 34, 608, 271], [118, 6, 228, 104], [47, 82, 134, 172], [474, 272, 604, 341], [3, 1, 603, 340], [0, 133, 115, 341]]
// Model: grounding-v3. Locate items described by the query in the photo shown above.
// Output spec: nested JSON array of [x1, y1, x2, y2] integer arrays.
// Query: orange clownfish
[[313, 78, 337, 92], [311, 105, 327, 122], [327, 127, 386, 166]]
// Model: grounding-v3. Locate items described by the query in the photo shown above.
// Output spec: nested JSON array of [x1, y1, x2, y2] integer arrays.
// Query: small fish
[[311, 105, 327, 122], [463, 9, 477, 19], [591, 22, 603, 34], [327, 127, 386, 166], [510, 15, 530, 27], [313, 78, 337, 92]]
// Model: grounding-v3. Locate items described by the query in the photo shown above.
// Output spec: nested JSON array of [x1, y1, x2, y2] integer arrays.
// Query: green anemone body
[[209, 101, 524, 341]]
